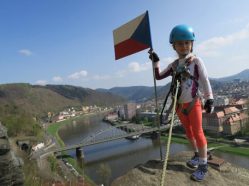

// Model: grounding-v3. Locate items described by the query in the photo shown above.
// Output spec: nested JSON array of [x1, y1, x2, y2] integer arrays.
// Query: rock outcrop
[[0, 123, 24, 186], [111, 151, 249, 186]]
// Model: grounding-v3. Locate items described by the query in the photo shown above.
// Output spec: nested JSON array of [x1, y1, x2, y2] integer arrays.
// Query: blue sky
[[1, 0, 249, 89]]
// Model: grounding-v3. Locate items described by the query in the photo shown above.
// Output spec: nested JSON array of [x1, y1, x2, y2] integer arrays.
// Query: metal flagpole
[[150, 49, 163, 161], [145, 11, 162, 160]]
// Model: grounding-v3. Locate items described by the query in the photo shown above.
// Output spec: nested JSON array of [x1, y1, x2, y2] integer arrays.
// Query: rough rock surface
[[111, 151, 249, 186], [0, 123, 24, 186]]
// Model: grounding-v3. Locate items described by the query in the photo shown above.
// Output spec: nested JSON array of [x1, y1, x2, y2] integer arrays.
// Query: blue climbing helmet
[[169, 24, 195, 44]]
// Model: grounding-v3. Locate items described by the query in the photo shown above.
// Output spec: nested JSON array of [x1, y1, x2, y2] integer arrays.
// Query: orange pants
[[176, 99, 207, 148]]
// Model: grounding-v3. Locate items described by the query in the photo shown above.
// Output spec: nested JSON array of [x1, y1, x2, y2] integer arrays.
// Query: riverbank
[[47, 112, 99, 144], [104, 118, 249, 157], [49, 115, 249, 185], [162, 134, 249, 157], [47, 112, 106, 186], [47, 111, 113, 185]]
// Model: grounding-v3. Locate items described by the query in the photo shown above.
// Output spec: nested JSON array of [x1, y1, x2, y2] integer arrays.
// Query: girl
[[149, 24, 214, 181]]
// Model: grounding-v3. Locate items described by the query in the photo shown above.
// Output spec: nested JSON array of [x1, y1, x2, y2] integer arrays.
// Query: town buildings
[[136, 98, 248, 136], [203, 99, 248, 135]]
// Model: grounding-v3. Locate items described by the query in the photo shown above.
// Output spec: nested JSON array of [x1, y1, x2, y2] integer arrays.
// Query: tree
[[47, 155, 58, 172], [143, 117, 149, 124]]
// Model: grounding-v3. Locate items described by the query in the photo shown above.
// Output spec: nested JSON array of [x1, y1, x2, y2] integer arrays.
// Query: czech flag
[[113, 11, 153, 60]]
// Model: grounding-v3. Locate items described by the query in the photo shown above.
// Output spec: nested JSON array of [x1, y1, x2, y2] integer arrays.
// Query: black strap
[[160, 80, 174, 124], [160, 56, 199, 121], [181, 96, 198, 115]]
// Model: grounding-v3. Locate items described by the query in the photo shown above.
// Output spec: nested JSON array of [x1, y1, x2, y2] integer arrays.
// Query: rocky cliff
[[0, 123, 24, 186], [111, 151, 249, 186]]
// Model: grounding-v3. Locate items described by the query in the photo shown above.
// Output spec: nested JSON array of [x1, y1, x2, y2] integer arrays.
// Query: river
[[59, 114, 249, 185]]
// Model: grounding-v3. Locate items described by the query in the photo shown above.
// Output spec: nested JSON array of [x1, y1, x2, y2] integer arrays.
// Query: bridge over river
[[55, 121, 178, 151]]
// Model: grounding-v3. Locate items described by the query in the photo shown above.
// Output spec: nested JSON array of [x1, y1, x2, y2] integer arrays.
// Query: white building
[[214, 96, 229, 106], [124, 103, 137, 120]]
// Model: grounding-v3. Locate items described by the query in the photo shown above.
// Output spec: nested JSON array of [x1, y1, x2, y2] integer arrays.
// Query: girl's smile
[[174, 40, 193, 57]]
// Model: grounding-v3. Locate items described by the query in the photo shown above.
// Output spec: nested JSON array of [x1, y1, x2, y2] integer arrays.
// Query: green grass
[[161, 135, 189, 144], [162, 134, 249, 157], [143, 122, 153, 126], [47, 119, 73, 146], [48, 119, 74, 136], [207, 142, 249, 157], [171, 136, 189, 144], [220, 146, 249, 156]]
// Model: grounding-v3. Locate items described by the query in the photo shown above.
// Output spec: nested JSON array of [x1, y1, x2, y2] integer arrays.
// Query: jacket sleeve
[[153, 62, 173, 80], [195, 57, 213, 100]]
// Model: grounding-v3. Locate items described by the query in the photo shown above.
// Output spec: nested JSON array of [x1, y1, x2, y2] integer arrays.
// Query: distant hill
[[0, 70, 247, 118], [97, 86, 157, 102], [0, 83, 125, 118], [97, 84, 172, 103], [99, 80, 229, 103], [213, 69, 249, 82], [98, 69, 249, 102], [45, 84, 126, 106]]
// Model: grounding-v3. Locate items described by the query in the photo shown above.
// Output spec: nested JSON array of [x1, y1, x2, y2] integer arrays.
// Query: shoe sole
[[190, 170, 208, 182], [186, 162, 198, 169], [190, 175, 203, 182]]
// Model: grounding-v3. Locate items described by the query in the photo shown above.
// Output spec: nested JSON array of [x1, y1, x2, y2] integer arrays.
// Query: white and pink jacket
[[153, 53, 213, 104]]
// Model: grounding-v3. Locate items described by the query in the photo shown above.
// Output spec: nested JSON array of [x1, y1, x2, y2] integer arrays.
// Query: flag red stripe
[[115, 39, 150, 60]]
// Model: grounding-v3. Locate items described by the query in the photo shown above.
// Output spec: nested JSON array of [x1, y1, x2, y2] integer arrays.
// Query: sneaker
[[191, 164, 208, 182], [186, 152, 199, 168]]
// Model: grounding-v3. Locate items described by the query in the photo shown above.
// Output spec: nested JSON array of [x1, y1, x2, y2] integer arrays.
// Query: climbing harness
[[159, 56, 201, 185], [160, 56, 200, 124]]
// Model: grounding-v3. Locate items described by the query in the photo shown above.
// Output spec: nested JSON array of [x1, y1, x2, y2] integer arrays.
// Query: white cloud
[[52, 76, 63, 82], [196, 24, 249, 57], [68, 70, 88, 79], [18, 49, 32, 56], [35, 80, 47, 86], [128, 62, 151, 72], [114, 61, 152, 79]]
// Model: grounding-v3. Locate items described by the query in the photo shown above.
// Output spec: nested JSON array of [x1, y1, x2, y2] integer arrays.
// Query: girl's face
[[173, 40, 193, 58]]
